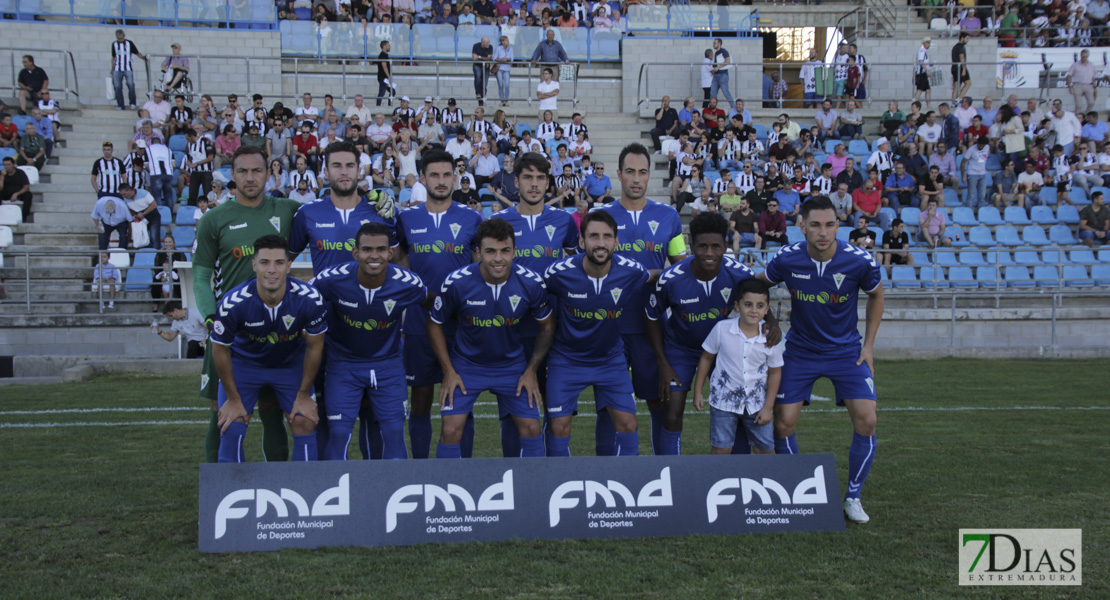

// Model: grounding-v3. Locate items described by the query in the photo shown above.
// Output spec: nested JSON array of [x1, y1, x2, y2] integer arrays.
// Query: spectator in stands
[[917, 111, 942, 155], [1, 156, 31, 221], [977, 96, 998, 128], [1017, 160, 1046, 207], [884, 161, 916, 213], [110, 29, 148, 111], [938, 103, 960, 151], [1073, 142, 1103, 194], [531, 28, 569, 65], [728, 196, 759, 254], [29, 108, 53, 159], [535, 67, 560, 123], [828, 181, 853, 225], [1066, 50, 1098, 114], [836, 157, 864, 193], [92, 252, 121, 309], [17, 121, 46, 171], [90, 194, 129, 250], [728, 99, 752, 126], [1079, 191, 1109, 246], [709, 38, 735, 106], [851, 179, 885, 230], [992, 158, 1025, 209], [650, 96, 679, 154], [18, 55, 49, 115], [961, 136, 991, 208], [838, 100, 864, 140], [160, 43, 189, 92], [773, 177, 801, 225], [881, 101, 905, 139], [953, 97, 977, 134], [583, 160, 611, 204], [814, 99, 838, 145], [120, 183, 159, 249], [914, 37, 932, 108], [1050, 103, 1083, 155], [848, 216, 875, 249], [675, 164, 709, 215], [265, 159, 288, 197], [214, 125, 241, 170], [929, 141, 959, 190], [265, 118, 292, 170], [191, 107, 217, 141], [289, 177, 316, 204], [130, 120, 165, 155], [799, 48, 821, 108], [918, 164, 946, 207], [143, 90, 172, 135], [292, 123, 320, 171], [757, 198, 786, 248], [900, 141, 929, 183], [1081, 111, 1108, 146]]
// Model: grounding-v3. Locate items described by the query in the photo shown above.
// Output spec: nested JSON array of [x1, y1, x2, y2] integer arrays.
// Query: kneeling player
[[542, 210, 649, 456], [429, 219, 554, 458], [692, 279, 784, 454], [313, 223, 429, 460], [211, 235, 327, 462]]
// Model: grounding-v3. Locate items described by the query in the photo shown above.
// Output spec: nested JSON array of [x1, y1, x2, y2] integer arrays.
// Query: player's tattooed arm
[[518, 316, 554, 408]]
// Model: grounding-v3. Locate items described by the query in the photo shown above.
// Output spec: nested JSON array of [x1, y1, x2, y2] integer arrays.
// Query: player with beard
[[395, 151, 483, 458], [289, 141, 397, 459]]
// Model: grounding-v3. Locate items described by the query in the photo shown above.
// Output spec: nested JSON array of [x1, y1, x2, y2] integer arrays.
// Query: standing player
[[646, 212, 778, 455], [312, 223, 429, 461], [543, 210, 649, 457], [490, 152, 578, 456], [193, 145, 304, 463], [599, 142, 687, 456], [757, 196, 884, 523], [429, 219, 554, 458], [211, 235, 326, 463], [289, 140, 396, 459], [395, 150, 483, 458]]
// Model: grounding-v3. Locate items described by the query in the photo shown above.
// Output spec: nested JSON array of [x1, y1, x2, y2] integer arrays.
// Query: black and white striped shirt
[[393, 106, 416, 120], [146, 144, 175, 176], [126, 167, 148, 191], [468, 119, 492, 138], [111, 39, 141, 72], [441, 107, 464, 126], [92, 157, 126, 194], [733, 171, 757, 194], [811, 175, 835, 196], [555, 174, 581, 190], [418, 106, 440, 126], [289, 169, 319, 191], [565, 122, 588, 139], [711, 178, 730, 196], [171, 107, 193, 124], [536, 121, 560, 141], [186, 139, 214, 172]]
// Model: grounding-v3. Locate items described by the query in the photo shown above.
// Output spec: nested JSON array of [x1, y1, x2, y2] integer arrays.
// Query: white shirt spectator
[[366, 122, 392, 145], [1051, 110, 1083, 147], [289, 188, 317, 204], [965, 145, 989, 176], [701, 318, 785, 416], [536, 120, 560, 141], [954, 105, 978, 130], [917, 122, 942, 144], [537, 80, 560, 112], [472, 153, 500, 177], [407, 181, 427, 206], [143, 98, 172, 125], [295, 104, 320, 128], [700, 57, 713, 90], [445, 137, 473, 161]]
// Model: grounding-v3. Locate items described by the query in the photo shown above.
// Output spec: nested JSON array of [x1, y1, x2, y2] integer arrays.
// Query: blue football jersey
[[543, 253, 650, 364], [288, 194, 397, 276], [430, 264, 551, 370], [312, 262, 427, 363], [646, 255, 755, 354], [599, 199, 686, 334], [210, 278, 328, 367], [491, 205, 579, 337], [763, 240, 882, 353], [395, 202, 483, 335]]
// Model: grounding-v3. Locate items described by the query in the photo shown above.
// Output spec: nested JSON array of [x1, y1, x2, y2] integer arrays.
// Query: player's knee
[[610, 410, 638, 433], [515, 418, 541, 439], [289, 415, 316, 436], [547, 417, 572, 438], [853, 411, 877, 435]]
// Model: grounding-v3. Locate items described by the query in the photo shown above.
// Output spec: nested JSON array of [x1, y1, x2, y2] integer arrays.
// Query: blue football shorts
[[776, 346, 877, 406], [217, 358, 309, 417], [546, 353, 637, 417], [325, 357, 409, 424], [622, 332, 660, 401]]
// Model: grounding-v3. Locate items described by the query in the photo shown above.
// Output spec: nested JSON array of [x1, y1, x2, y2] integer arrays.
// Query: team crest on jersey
[[648, 220, 659, 236], [269, 216, 281, 231], [610, 287, 623, 304], [200, 374, 210, 391], [509, 294, 522, 312], [384, 299, 397, 315], [282, 315, 296, 330], [720, 287, 732, 303], [833, 273, 846, 290], [213, 320, 225, 335], [450, 223, 462, 239], [865, 377, 875, 394], [545, 224, 556, 241]]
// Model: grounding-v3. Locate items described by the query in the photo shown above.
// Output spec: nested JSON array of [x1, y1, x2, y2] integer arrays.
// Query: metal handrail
[[0, 48, 81, 105]]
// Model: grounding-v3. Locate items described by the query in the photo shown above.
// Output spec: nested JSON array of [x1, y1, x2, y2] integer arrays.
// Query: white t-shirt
[[537, 80, 560, 111], [917, 123, 942, 143], [701, 318, 785, 416], [295, 105, 320, 128], [407, 181, 427, 206]]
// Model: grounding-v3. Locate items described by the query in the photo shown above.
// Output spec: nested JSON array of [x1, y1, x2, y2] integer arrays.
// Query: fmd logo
[[385, 470, 515, 533], [214, 474, 350, 539], [548, 467, 673, 527], [705, 466, 829, 524], [959, 529, 1081, 586]]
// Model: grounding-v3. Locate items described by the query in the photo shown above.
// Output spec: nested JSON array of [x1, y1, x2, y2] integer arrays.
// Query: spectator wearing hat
[[441, 97, 465, 137]]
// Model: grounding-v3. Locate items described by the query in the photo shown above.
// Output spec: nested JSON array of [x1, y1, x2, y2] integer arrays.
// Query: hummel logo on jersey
[[338, 300, 358, 308], [245, 321, 264, 327], [383, 299, 397, 315], [567, 292, 587, 299], [410, 228, 428, 234], [833, 273, 846, 290], [282, 315, 296, 330], [450, 223, 462, 239], [514, 230, 524, 237], [316, 223, 336, 228], [509, 295, 522, 312], [229, 223, 247, 230], [328, 414, 343, 420], [679, 298, 699, 305], [467, 300, 487, 306], [617, 225, 626, 230], [610, 288, 623, 304], [792, 273, 811, 279], [269, 216, 281, 231], [648, 220, 659, 236], [359, 219, 371, 225], [721, 288, 732, 303], [545, 225, 556, 241]]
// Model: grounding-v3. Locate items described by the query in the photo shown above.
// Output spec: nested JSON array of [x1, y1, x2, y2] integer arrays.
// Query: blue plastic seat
[[919, 266, 948, 288], [958, 250, 985, 266], [1099, 249, 1110, 263], [399, 188, 412, 205], [891, 265, 920, 288], [1003, 266, 1035, 288], [132, 251, 157, 267], [976, 266, 1000, 289], [172, 226, 195, 249], [1069, 249, 1097, 265], [168, 134, 188, 153], [1091, 264, 1110, 285], [936, 250, 960, 267], [1039, 187, 1057, 205], [11, 115, 34, 132], [879, 267, 891, 288], [157, 206, 171, 224], [985, 154, 1001, 170], [948, 266, 978, 288], [949, 225, 970, 247], [1020, 225, 1049, 246], [786, 226, 804, 244], [1048, 224, 1079, 245], [1041, 249, 1062, 265], [0, 148, 16, 160], [952, 206, 977, 226], [1030, 205, 1057, 225], [942, 188, 959, 207], [1032, 265, 1059, 287], [1056, 205, 1080, 224], [977, 206, 1004, 226], [987, 250, 1014, 266], [1070, 188, 1089, 205], [848, 140, 870, 156], [1003, 206, 1031, 225], [1014, 250, 1041, 266], [1092, 186, 1110, 201], [968, 225, 995, 247], [175, 209, 196, 226], [823, 139, 839, 154], [515, 123, 532, 137], [900, 207, 921, 226], [1063, 265, 1094, 287]]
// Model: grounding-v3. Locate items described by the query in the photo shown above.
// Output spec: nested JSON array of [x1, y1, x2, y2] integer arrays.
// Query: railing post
[[70, 0, 75, 22], [9, 53, 15, 99], [949, 293, 955, 347], [341, 58, 347, 103], [25, 250, 31, 314]]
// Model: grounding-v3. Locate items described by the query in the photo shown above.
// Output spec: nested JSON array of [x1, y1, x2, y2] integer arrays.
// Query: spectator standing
[[530, 28, 569, 65], [938, 103, 960, 151], [1050, 103, 1083, 154], [110, 29, 147, 111], [120, 183, 160, 248], [961, 136, 990, 208], [492, 36, 514, 107], [536, 67, 560, 123], [1067, 50, 1098, 114], [17, 54, 49, 115], [376, 41, 395, 107], [91, 141, 125, 199], [977, 96, 998, 128], [184, 128, 215, 205], [710, 38, 735, 105], [471, 36, 494, 107], [950, 32, 971, 103], [800, 48, 821, 108], [90, 194, 129, 250], [154, 302, 208, 358], [914, 37, 932, 108]]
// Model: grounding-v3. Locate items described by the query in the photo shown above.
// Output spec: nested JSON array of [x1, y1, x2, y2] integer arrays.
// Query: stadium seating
[[977, 206, 1004, 226], [1042, 250, 1062, 265], [0, 205, 22, 225], [900, 207, 921, 226], [175, 209, 196, 226], [1020, 226, 1049, 246], [1039, 187, 1057, 205], [1098, 249, 1110, 263], [958, 250, 985, 266], [1063, 265, 1094, 287], [948, 266, 977, 288], [0, 225, 11, 267], [919, 266, 946, 288], [172, 226, 196, 249], [848, 140, 870, 156], [1069, 249, 1097, 265], [0, 148, 17, 161], [953, 206, 977, 226], [399, 188, 412, 205], [124, 264, 153, 292], [157, 206, 171, 225], [108, 250, 130, 268], [936, 250, 959, 267], [753, 124, 768, 140], [1048, 225, 1079, 246], [976, 266, 999, 289], [891, 265, 920, 288], [786, 226, 804, 244], [1092, 264, 1110, 285], [1030, 205, 1058, 225], [1032, 265, 1060, 288], [942, 188, 958, 207], [1056, 205, 1080, 224], [949, 226, 970, 247], [168, 134, 188, 153], [1014, 250, 1041, 266], [1003, 266, 1035, 288], [968, 225, 994, 247], [824, 140, 839, 154], [1004, 206, 1031, 225], [986, 251, 1014, 266], [133, 251, 156, 267], [1070, 188, 1089, 205], [995, 225, 1021, 247], [18, 165, 38, 185]]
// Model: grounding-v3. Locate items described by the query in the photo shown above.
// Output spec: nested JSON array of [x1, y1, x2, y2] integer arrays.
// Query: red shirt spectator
[[0, 120, 18, 144], [292, 131, 318, 157], [703, 106, 725, 130], [966, 123, 989, 141], [852, 185, 882, 215], [758, 209, 786, 235]]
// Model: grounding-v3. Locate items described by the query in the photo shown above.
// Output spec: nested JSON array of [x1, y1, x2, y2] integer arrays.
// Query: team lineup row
[[193, 141, 884, 523]]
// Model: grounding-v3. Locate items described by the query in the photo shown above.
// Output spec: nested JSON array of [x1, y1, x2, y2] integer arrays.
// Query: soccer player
[[599, 142, 687, 456], [490, 151, 578, 456], [312, 223, 429, 460], [211, 235, 326, 463], [429, 219, 554, 458], [543, 210, 649, 457], [193, 145, 304, 463], [395, 150, 483, 458], [645, 212, 778, 455], [289, 140, 396, 459], [757, 196, 884, 524]]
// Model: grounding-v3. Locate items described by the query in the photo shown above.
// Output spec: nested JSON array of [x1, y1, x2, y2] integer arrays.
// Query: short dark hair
[[161, 300, 182, 315], [800, 195, 835, 221], [2, 156, 13, 165], [1093, 191, 1104, 203], [733, 278, 769, 304], [892, 218, 904, 228], [356, 222, 392, 247], [617, 142, 651, 172], [476, 217, 516, 249], [323, 140, 360, 167], [580, 208, 618, 237], [230, 144, 267, 169], [380, 40, 389, 49], [253, 234, 289, 256], [689, 212, 728, 245], [175, 94, 185, 101], [118, 183, 134, 192], [421, 149, 455, 175]]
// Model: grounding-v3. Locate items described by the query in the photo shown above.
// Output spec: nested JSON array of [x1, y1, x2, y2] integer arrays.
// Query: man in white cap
[[416, 95, 439, 126], [914, 38, 932, 108], [393, 95, 416, 120], [866, 137, 894, 183]]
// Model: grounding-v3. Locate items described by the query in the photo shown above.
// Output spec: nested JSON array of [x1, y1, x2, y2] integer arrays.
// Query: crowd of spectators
[[914, 0, 1109, 47]]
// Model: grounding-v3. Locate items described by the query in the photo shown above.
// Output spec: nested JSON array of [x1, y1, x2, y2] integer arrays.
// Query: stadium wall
[[620, 37, 765, 114]]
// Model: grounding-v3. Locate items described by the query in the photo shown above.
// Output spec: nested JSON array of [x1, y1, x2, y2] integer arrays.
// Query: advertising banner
[[996, 48, 1110, 89], [200, 455, 845, 553]]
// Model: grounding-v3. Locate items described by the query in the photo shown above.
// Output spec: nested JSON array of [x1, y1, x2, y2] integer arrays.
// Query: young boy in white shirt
[[693, 279, 784, 454]]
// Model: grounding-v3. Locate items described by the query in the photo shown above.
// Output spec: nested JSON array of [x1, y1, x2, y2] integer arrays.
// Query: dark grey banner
[[199, 455, 845, 552]]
